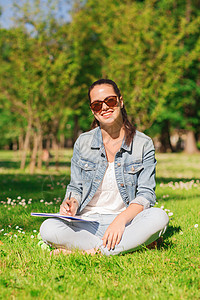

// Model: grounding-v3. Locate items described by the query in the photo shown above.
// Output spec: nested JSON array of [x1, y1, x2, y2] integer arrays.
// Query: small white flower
[[16, 226, 19, 229], [40, 199, 44, 203], [194, 224, 198, 228], [22, 231, 25, 234], [33, 230, 37, 233], [180, 231, 183, 235], [4, 233, 8, 236], [14, 234, 17, 238], [160, 205, 164, 209], [1, 229, 4, 232], [31, 235, 34, 239], [41, 243, 50, 251], [8, 225, 11, 228], [18, 230, 21, 233], [168, 212, 173, 217], [17, 196, 21, 200]]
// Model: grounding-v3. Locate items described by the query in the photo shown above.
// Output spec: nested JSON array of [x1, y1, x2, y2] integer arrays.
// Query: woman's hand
[[102, 204, 144, 250], [102, 216, 126, 250], [60, 197, 79, 216]]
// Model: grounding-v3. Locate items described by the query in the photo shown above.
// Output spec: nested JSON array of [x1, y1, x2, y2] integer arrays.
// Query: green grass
[[0, 151, 199, 299]]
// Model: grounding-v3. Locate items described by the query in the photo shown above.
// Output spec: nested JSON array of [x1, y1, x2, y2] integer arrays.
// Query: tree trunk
[[18, 134, 24, 151], [186, 0, 191, 22], [184, 130, 199, 154], [20, 120, 32, 169], [72, 115, 79, 145], [60, 134, 65, 148], [159, 120, 174, 152], [30, 132, 39, 174], [12, 140, 18, 151], [44, 137, 51, 169], [37, 131, 43, 169], [53, 136, 59, 170]]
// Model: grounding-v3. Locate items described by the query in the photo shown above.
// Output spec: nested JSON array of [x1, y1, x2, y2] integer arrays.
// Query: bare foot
[[82, 248, 100, 256], [146, 241, 157, 249], [146, 237, 164, 249], [50, 247, 101, 257], [50, 248, 72, 256]]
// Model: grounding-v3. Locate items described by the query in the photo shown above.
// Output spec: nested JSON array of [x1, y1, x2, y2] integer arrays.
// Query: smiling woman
[[40, 78, 169, 256]]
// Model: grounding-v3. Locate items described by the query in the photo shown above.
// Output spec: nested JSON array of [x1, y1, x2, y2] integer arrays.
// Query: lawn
[[0, 151, 199, 299]]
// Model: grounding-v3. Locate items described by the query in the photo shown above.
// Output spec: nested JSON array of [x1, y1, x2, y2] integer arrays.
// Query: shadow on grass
[[0, 161, 71, 169], [156, 225, 182, 250], [0, 161, 21, 169], [156, 177, 198, 184], [0, 174, 70, 200]]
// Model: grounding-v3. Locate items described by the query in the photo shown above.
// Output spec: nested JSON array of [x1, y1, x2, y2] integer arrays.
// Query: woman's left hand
[[102, 217, 126, 250]]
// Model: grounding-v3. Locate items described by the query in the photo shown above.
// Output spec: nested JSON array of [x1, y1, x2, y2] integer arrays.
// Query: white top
[[81, 162, 150, 217], [81, 162, 126, 216]]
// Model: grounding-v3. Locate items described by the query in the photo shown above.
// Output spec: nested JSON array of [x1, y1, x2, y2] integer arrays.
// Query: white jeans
[[40, 208, 169, 256]]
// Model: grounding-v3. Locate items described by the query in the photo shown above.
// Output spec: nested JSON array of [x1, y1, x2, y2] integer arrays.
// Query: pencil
[[66, 192, 72, 214]]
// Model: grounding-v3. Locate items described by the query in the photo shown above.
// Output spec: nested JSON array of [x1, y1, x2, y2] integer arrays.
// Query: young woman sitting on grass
[[40, 79, 169, 256]]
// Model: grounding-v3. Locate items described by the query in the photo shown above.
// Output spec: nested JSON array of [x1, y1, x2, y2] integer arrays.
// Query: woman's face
[[90, 84, 123, 127]]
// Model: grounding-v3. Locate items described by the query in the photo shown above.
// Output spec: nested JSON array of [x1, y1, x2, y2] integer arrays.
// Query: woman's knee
[[40, 218, 57, 243], [151, 207, 169, 229]]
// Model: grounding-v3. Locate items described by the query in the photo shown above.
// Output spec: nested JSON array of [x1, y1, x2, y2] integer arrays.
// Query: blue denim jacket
[[65, 127, 156, 213]]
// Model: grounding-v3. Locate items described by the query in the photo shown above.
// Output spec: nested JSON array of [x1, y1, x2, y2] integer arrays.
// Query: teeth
[[102, 111, 112, 116]]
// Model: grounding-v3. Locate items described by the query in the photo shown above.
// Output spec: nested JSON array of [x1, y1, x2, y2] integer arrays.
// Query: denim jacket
[[65, 127, 156, 213]]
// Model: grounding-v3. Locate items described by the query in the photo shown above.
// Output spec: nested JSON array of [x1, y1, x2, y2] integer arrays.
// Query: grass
[[0, 150, 199, 299]]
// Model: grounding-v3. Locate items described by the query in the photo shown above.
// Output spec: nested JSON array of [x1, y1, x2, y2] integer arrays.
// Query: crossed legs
[[40, 208, 169, 256]]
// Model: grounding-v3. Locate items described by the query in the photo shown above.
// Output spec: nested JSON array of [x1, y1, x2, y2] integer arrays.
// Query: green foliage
[[0, 0, 199, 149]]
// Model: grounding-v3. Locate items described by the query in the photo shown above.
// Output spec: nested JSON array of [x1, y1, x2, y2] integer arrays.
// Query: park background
[[0, 1, 199, 299], [0, 0, 200, 173]]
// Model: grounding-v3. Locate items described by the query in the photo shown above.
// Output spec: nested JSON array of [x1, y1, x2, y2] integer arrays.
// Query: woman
[[40, 79, 169, 256]]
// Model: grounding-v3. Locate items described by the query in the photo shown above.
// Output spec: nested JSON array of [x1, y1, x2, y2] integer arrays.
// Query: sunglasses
[[90, 95, 118, 113]]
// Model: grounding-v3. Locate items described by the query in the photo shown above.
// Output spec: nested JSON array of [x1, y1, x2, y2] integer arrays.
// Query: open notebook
[[31, 212, 97, 222]]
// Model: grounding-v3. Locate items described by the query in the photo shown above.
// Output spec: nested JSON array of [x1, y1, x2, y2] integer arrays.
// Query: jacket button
[[126, 200, 129, 204], [120, 183, 124, 187], [117, 163, 121, 167], [85, 164, 88, 168]]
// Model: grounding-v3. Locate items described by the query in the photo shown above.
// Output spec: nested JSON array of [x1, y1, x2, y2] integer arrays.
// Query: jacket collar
[[91, 127, 103, 149], [121, 138, 132, 152], [91, 126, 132, 152]]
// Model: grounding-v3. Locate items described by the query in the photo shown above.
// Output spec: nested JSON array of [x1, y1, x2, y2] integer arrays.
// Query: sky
[[0, 0, 14, 28], [0, 0, 71, 28]]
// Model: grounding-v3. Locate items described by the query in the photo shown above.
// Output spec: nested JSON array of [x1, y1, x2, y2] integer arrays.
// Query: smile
[[101, 110, 114, 118]]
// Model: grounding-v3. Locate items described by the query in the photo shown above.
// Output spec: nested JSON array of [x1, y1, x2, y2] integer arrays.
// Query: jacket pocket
[[78, 158, 96, 181], [123, 162, 144, 186]]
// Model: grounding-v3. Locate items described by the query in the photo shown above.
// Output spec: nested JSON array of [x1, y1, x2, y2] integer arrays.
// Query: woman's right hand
[[60, 197, 79, 216]]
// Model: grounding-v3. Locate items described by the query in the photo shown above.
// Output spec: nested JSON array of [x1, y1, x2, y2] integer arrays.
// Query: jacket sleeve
[[133, 138, 156, 207]]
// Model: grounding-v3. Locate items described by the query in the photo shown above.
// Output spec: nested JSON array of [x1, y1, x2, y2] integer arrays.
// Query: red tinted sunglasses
[[90, 95, 118, 113]]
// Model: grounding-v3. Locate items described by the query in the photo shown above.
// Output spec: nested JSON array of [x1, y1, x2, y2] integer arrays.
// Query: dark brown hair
[[88, 79, 135, 146]]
